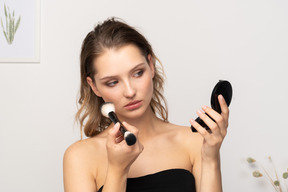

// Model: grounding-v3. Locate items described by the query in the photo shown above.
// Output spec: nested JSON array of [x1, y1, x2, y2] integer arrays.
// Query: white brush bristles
[[101, 102, 115, 118]]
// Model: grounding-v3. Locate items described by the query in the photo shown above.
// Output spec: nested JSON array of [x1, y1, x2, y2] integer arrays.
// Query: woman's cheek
[[101, 87, 121, 103], [142, 77, 154, 98]]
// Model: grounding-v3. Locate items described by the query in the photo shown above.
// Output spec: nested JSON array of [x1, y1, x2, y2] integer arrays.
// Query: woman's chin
[[121, 107, 151, 121]]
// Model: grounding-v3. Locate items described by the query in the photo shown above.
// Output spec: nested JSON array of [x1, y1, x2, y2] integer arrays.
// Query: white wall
[[0, 0, 288, 191]]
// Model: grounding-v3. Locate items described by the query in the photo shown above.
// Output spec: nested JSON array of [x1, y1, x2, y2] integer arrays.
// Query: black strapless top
[[98, 169, 196, 192]]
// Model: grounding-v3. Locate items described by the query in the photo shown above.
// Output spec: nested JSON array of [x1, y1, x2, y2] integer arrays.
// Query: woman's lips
[[124, 100, 142, 110]]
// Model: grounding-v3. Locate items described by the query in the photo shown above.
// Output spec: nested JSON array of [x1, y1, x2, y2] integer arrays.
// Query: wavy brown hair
[[76, 17, 168, 138]]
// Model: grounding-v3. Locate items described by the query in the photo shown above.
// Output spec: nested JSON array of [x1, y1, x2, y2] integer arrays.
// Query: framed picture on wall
[[0, 0, 40, 63]]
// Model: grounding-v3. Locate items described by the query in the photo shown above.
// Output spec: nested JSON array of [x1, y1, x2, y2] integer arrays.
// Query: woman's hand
[[106, 122, 143, 174], [190, 95, 229, 162]]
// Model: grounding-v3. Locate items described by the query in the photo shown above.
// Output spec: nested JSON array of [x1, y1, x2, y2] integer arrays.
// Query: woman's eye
[[106, 81, 118, 87], [134, 70, 144, 77]]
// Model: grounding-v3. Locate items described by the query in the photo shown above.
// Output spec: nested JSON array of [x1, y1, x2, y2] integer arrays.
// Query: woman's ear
[[148, 54, 155, 78], [86, 77, 102, 97]]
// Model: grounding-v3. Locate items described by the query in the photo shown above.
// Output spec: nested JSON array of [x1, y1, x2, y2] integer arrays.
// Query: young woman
[[63, 17, 229, 192]]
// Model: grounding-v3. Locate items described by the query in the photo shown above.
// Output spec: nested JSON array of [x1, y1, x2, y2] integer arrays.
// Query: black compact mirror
[[191, 80, 233, 132]]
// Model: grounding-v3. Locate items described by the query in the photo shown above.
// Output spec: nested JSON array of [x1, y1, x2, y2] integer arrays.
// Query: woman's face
[[88, 44, 155, 120]]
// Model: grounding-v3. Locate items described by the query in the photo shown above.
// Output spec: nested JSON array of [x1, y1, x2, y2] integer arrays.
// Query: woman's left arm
[[190, 95, 229, 192]]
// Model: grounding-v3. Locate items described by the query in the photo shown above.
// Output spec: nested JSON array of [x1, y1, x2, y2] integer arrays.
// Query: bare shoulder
[[64, 135, 106, 164], [167, 123, 203, 145], [166, 123, 203, 159], [63, 134, 107, 191]]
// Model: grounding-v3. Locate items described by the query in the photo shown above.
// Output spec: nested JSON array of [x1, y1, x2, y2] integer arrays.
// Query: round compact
[[191, 80, 233, 132], [210, 80, 233, 114]]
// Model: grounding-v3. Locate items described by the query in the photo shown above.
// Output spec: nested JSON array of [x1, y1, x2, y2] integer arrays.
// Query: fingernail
[[219, 94, 224, 100], [202, 105, 207, 110], [114, 122, 119, 130], [197, 110, 203, 115], [190, 119, 195, 124]]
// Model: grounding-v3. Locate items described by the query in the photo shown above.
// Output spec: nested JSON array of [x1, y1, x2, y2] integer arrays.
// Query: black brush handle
[[108, 112, 126, 135], [108, 112, 136, 146]]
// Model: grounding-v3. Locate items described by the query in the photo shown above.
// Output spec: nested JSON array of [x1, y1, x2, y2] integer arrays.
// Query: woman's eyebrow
[[99, 75, 117, 81], [99, 63, 146, 81], [130, 63, 146, 72]]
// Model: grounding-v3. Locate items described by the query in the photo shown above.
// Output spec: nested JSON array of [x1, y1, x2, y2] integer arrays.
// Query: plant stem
[[269, 157, 283, 192], [260, 164, 279, 192]]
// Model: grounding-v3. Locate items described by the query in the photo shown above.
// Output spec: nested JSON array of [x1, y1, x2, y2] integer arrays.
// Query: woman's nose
[[123, 81, 136, 99]]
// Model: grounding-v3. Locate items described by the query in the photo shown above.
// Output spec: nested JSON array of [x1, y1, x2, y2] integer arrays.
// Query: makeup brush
[[101, 102, 137, 146]]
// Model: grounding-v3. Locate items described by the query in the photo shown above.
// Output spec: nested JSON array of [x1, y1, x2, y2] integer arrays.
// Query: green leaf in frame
[[4, 4, 7, 17], [0, 18, 4, 30], [15, 16, 21, 33], [11, 17, 15, 42], [3, 30, 9, 43]]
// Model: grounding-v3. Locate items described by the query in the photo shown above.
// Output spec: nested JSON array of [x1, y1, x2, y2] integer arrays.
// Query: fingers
[[108, 122, 124, 144], [201, 106, 227, 137], [218, 94, 229, 122], [122, 122, 139, 136], [190, 95, 229, 137], [106, 122, 143, 171], [108, 121, 142, 149], [197, 107, 220, 134], [190, 118, 212, 140]]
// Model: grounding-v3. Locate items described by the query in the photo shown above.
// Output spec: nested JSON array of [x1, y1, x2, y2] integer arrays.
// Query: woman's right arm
[[101, 122, 143, 192]]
